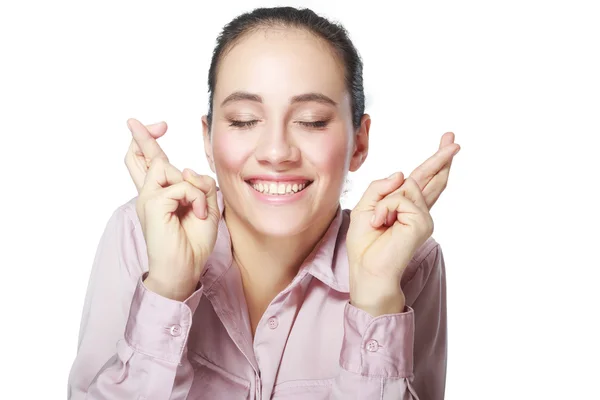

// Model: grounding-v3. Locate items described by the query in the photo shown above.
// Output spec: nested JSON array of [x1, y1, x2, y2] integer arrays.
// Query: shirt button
[[169, 324, 182, 337], [267, 317, 279, 329], [366, 339, 379, 352]]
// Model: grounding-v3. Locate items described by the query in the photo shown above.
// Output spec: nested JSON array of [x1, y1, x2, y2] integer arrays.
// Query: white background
[[1, 0, 599, 399]]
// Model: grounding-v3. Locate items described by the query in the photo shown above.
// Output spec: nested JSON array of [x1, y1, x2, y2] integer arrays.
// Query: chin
[[246, 211, 311, 238]]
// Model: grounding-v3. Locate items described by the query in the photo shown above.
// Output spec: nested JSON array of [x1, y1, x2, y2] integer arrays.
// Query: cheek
[[304, 133, 350, 179], [211, 133, 252, 173]]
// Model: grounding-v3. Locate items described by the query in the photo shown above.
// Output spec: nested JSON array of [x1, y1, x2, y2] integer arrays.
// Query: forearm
[[71, 276, 202, 400]]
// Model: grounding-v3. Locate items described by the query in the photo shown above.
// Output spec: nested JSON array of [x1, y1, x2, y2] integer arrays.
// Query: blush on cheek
[[305, 135, 349, 179], [212, 134, 253, 173]]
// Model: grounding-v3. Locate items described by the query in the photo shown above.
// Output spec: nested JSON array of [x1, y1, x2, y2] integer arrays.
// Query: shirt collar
[[300, 206, 350, 293]]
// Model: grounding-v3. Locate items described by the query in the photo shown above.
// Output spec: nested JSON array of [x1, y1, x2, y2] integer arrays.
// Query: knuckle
[[371, 204, 382, 216], [181, 180, 193, 192], [204, 175, 216, 186], [181, 181, 199, 196]]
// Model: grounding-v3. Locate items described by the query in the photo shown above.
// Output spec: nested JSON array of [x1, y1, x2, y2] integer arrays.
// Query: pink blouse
[[68, 190, 447, 399]]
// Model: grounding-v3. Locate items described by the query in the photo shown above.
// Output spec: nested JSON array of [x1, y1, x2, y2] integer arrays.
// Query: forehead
[[214, 27, 347, 102]]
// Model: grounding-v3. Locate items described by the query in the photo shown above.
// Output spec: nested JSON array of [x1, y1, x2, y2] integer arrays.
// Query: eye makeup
[[226, 118, 332, 130]]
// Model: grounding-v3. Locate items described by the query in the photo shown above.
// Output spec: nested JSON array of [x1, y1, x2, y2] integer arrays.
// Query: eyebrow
[[220, 91, 338, 107]]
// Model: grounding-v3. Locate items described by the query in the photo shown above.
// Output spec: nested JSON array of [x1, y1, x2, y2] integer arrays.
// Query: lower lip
[[246, 182, 312, 205]]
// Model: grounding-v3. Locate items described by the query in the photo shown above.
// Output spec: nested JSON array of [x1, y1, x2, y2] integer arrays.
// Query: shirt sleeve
[[333, 243, 447, 400], [67, 204, 203, 400]]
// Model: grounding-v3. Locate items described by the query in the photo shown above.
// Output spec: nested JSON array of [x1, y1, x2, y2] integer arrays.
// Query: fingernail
[[126, 120, 132, 130], [454, 146, 461, 155], [189, 169, 199, 176], [388, 172, 397, 180]]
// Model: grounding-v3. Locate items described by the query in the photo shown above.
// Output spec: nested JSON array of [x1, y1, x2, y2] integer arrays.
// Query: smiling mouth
[[245, 180, 313, 196]]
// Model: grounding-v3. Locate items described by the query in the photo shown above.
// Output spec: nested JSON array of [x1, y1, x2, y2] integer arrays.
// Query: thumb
[[183, 169, 220, 220], [202, 175, 219, 221], [355, 172, 405, 211]]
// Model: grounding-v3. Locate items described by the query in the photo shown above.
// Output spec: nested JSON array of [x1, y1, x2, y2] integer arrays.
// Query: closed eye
[[297, 120, 329, 129], [229, 120, 259, 129], [228, 120, 330, 130]]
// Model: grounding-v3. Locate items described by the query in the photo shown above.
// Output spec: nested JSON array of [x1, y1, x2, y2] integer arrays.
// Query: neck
[[223, 202, 339, 300]]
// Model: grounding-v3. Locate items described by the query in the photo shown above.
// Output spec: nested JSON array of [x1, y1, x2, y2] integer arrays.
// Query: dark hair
[[206, 6, 365, 131]]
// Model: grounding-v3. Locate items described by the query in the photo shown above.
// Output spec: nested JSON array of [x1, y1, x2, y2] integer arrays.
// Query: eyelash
[[228, 120, 329, 129]]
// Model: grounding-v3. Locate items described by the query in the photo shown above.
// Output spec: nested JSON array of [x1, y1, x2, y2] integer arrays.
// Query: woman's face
[[203, 27, 369, 237]]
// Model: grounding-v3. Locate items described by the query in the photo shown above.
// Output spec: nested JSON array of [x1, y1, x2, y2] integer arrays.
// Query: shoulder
[[402, 236, 444, 284], [100, 196, 149, 277], [109, 196, 146, 238], [114, 196, 140, 226]]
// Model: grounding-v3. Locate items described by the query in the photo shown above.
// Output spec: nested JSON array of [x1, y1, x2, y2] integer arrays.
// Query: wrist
[[350, 290, 406, 317], [143, 274, 196, 302], [349, 273, 406, 316]]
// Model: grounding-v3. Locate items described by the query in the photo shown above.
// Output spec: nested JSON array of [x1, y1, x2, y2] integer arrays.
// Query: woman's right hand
[[129, 120, 220, 301]]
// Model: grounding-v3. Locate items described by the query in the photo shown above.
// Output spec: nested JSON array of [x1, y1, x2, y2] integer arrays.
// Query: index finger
[[354, 172, 406, 212], [409, 141, 460, 190], [127, 118, 169, 162]]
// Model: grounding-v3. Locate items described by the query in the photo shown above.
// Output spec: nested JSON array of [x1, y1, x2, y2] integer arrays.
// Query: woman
[[68, 6, 460, 400]]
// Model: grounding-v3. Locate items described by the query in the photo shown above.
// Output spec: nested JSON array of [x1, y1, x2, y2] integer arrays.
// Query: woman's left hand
[[347, 175, 434, 316], [346, 133, 459, 316]]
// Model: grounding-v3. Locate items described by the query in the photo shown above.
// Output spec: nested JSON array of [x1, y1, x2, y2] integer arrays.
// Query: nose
[[254, 123, 300, 167]]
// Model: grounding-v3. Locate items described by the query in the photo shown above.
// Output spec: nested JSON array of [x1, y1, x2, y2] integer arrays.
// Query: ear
[[202, 115, 216, 173], [348, 114, 370, 172]]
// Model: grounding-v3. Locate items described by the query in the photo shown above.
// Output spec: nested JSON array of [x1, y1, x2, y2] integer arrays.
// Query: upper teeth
[[250, 181, 309, 195]]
